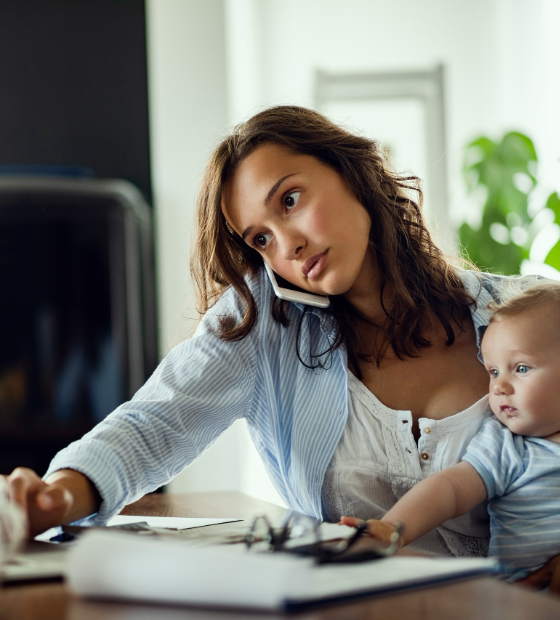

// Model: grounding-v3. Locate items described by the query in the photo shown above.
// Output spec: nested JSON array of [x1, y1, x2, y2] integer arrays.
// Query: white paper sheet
[[106, 515, 240, 530], [66, 530, 497, 611]]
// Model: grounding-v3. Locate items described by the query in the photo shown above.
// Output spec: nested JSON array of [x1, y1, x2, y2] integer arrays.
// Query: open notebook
[[66, 530, 497, 612]]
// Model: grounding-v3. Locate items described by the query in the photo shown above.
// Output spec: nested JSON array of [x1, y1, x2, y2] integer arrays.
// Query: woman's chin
[[307, 273, 354, 298]]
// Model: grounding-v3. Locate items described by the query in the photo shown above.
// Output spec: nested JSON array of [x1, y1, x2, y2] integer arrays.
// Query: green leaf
[[545, 238, 560, 271], [465, 136, 496, 159], [460, 130, 540, 274], [546, 192, 560, 225], [458, 221, 524, 275], [500, 132, 537, 168]]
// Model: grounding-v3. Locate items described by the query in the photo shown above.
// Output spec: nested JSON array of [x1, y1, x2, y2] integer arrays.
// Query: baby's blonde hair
[[488, 278, 560, 324]]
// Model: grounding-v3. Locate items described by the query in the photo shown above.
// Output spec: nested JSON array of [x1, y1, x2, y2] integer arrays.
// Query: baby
[[342, 280, 560, 581]]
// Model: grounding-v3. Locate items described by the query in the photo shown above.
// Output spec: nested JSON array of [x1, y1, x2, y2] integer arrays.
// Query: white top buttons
[[321, 372, 493, 558]]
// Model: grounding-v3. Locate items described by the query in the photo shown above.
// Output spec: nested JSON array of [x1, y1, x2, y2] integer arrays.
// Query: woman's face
[[224, 143, 375, 301]]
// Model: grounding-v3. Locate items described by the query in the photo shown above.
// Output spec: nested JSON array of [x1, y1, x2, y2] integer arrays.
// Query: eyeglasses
[[245, 513, 403, 565]]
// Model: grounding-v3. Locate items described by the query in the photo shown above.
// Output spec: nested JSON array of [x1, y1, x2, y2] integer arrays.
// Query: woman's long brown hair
[[191, 106, 476, 376]]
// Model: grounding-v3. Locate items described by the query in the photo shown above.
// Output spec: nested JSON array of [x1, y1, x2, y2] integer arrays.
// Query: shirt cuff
[[44, 438, 131, 525]]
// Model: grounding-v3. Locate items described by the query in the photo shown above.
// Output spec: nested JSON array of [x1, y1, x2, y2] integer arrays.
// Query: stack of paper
[[105, 515, 241, 529], [66, 530, 496, 611]]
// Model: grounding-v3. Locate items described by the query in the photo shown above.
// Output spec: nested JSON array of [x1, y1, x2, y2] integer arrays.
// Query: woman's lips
[[302, 250, 328, 280]]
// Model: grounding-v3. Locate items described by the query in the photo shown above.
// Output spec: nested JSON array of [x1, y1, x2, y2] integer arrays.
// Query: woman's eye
[[253, 232, 272, 250], [283, 191, 300, 210], [516, 365, 530, 374]]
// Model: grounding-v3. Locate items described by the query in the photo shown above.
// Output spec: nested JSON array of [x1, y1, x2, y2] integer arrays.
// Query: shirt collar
[[457, 269, 502, 360]]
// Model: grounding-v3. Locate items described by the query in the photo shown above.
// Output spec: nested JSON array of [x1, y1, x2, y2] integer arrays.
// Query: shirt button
[[421, 452, 430, 460], [424, 427, 432, 434]]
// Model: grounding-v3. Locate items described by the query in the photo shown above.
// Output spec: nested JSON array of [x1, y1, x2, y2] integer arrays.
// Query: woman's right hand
[[4, 467, 93, 538], [5, 467, 74, 537]]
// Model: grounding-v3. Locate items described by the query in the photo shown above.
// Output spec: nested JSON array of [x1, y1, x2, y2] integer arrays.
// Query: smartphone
[[264, 262, 330, 308]]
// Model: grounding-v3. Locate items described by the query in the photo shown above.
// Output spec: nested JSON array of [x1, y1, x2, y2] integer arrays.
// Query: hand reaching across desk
[[340, 461, 486, 551], [4, 467, 100, 537]]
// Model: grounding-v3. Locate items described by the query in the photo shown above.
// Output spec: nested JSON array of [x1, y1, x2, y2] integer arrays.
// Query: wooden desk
[[2, 492, 560, 619]]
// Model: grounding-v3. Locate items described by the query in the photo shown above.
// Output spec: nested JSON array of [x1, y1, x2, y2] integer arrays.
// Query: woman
[[5, 106, 555, 587]]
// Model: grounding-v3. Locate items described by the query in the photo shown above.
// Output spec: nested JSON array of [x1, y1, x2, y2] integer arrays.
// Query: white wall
[[225, 0, 498, 228], [495, 0, 560, 201], [146, 0, 247, 497], [147, 0, 559, 504], [539, 0, 560, 195], [147, 0, 228, 351], [225, 0, 559, 226]]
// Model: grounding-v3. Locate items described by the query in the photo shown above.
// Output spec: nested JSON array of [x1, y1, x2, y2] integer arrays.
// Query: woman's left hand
[[517, 555, 560, 595]]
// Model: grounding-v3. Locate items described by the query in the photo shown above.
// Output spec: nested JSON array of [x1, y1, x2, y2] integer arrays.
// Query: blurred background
[[0, 0, 558, 506]]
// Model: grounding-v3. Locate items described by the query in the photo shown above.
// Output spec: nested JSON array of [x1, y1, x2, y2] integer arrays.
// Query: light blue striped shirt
[[46, 269, 505, 524], [463, 416, 560, 579]]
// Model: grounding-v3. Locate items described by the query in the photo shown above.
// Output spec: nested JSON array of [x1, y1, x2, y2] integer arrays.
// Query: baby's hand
[[339, 516, 403, 547]]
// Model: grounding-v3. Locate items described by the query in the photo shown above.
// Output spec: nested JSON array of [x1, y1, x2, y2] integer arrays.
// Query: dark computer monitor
[[0, 177, 157, 475]]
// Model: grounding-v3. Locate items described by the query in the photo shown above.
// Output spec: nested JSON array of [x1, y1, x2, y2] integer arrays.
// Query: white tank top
[[321, 371, 492, 557]]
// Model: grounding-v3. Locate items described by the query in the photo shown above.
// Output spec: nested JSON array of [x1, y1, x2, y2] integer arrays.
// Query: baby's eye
[[253, 232, 272, 250], [516, 364, 530, 374], [488, 368, 499, 378], [283, 191, 300, 210]]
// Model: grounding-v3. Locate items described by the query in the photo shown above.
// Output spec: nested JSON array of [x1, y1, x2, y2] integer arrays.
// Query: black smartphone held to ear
[[264, 262, 330, 308]]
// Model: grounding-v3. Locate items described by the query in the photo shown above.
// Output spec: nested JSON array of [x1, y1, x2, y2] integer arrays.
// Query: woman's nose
[[277, 229, 305, 261]]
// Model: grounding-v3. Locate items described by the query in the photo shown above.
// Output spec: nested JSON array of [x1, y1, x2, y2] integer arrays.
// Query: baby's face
[[481, 309, 560, 438]]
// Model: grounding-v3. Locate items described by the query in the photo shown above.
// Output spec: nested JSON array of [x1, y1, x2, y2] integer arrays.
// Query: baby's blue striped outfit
[[463, 416, 560, 580]]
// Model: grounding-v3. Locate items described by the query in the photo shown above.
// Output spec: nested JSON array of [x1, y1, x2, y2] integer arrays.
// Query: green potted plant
[[459, 131, 560, 275]]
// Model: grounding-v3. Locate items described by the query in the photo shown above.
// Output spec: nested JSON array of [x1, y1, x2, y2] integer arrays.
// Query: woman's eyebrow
[[241, 173, 297, 240], [264, 173, 296, 206], [241, 225, 254, 241]]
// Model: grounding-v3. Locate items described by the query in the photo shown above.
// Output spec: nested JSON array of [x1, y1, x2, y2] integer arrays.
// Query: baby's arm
[[341, 462, 487, 546]]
